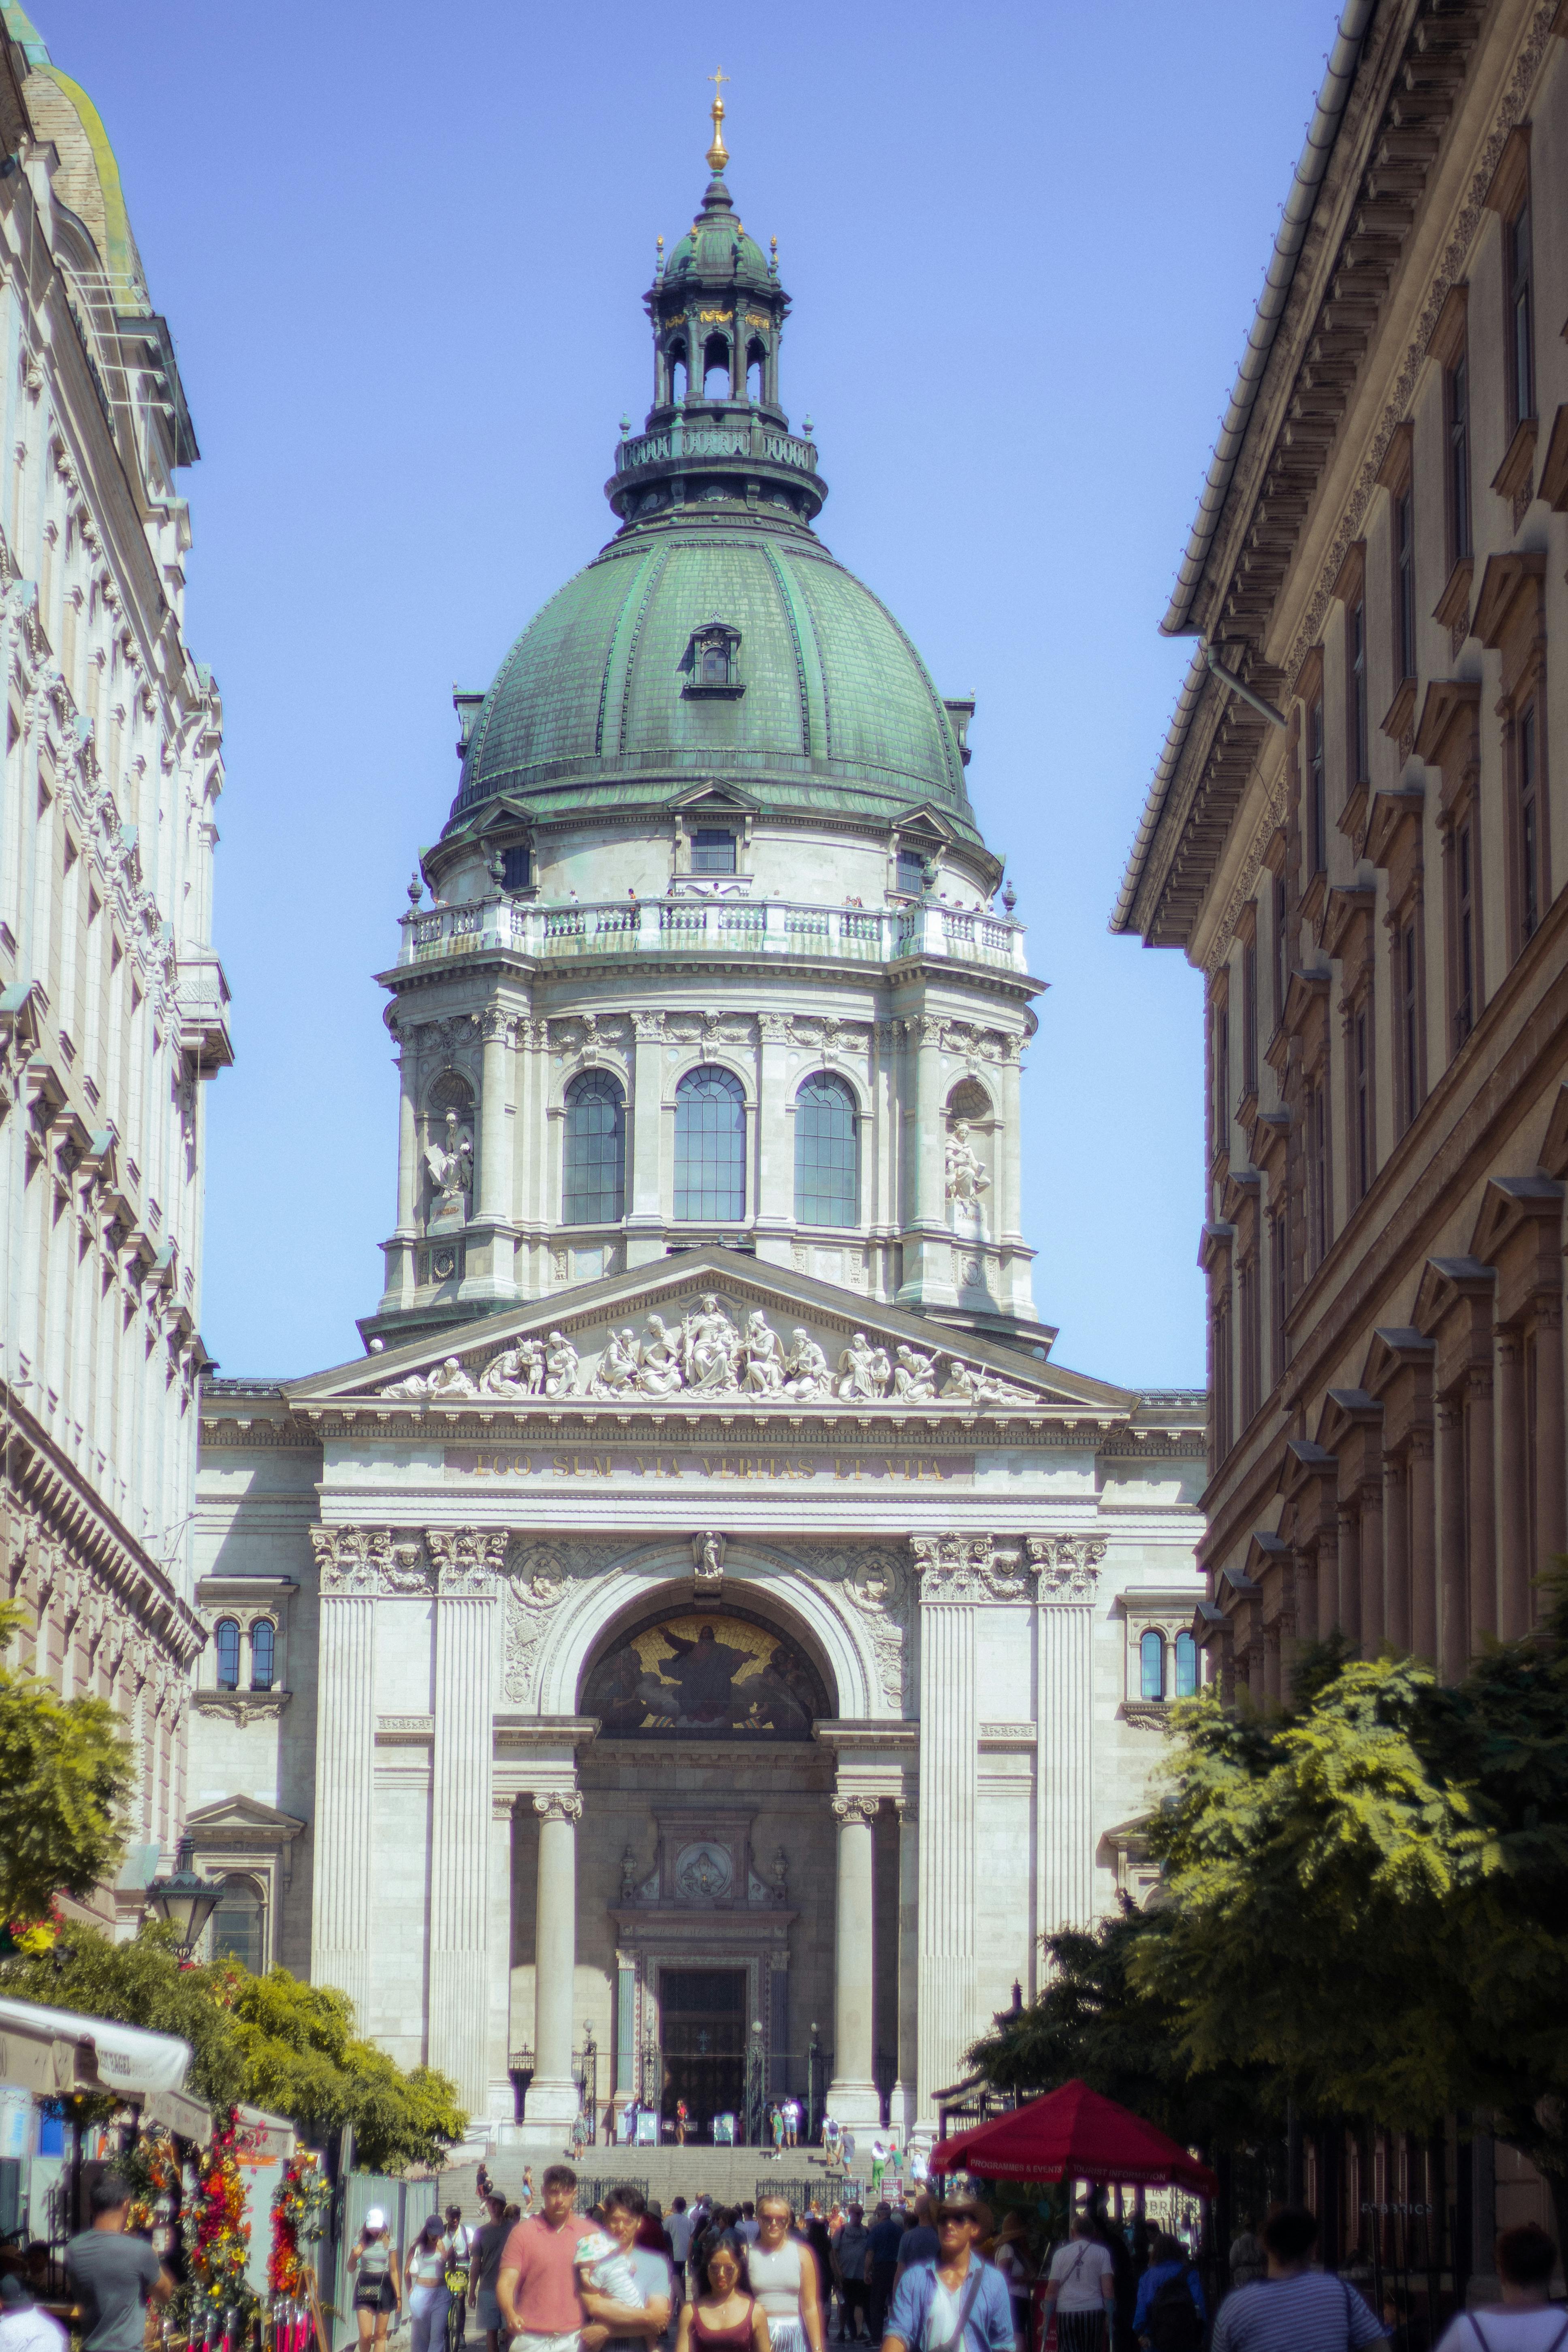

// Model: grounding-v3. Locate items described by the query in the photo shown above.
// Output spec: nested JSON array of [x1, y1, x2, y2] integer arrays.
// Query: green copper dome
[[450, 522, 977, 842]]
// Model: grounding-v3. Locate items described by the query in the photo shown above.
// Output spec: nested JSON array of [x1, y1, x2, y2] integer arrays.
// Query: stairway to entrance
[[437, 2146, 864, 2216]]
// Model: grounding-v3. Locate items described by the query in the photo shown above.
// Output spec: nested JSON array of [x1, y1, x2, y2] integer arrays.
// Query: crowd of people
[[336, 2179, 1568, 2352], [0, 2161, 1556, 2352]]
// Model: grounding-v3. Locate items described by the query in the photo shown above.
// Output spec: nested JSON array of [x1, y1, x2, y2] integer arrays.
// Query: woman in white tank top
[[751, 2198, 824, 2352]]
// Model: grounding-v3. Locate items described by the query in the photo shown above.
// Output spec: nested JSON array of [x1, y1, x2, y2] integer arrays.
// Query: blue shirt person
[[1131, 2235, 1207, 2341], [883, 2204, 1016, 2352]]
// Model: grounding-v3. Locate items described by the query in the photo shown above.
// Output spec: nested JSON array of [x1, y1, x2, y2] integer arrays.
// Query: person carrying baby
[[578, 2187, 672, 2352]]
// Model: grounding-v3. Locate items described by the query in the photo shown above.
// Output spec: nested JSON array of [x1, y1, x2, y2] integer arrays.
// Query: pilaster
[[427, 1527, 507, 2114], [306, 1528, 380, 2023], [1029, 1536, 1104, 1943]]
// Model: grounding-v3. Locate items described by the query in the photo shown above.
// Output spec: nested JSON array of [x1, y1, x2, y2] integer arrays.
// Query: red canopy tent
[[928, 2079, 1218, 2197]]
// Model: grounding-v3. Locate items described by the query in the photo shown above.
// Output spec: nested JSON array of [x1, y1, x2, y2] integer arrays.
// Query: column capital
[[1026, 1535, 1106, 1601], [310, 1525, 433, 1596], [911, 1533, 1030, 1603], [533, 1790, 583, 1824], [831, 1794, 880, 1827], [427, 1526, 510, 1594], [493, 1791, 518, 1822]]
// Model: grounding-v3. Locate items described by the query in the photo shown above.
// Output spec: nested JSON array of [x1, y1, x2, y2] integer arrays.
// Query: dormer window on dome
[[684, 620, 744, 699]]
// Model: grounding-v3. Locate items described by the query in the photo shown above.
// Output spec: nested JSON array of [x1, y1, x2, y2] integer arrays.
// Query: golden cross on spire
[[706, 66, 730, 173]]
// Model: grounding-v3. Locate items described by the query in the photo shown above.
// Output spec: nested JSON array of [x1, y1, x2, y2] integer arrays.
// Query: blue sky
[[36, 0, 1337, 1387]]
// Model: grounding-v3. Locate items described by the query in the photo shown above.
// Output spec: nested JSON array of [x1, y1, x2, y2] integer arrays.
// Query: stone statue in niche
[[945, 1119, 990, 1214], [425, 1109, 473, 1229]]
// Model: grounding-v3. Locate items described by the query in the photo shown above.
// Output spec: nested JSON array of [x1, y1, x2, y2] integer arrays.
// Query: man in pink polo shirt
[[497, 2167, 593, 2352]]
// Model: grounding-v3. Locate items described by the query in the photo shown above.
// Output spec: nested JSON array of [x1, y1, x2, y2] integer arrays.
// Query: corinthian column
[[626, 1010, 664, 1264], [913, 1536, 980, 2120], [490, 1795, 517, 2120], [477, 1010, 513, 1226], [828, 1793, 879, 2127], [525, 1790, 582, 2135], [1030, 1537, 1104, 1940], [307, 1529, 381, 2024], [426, 1530, 505, 2114]]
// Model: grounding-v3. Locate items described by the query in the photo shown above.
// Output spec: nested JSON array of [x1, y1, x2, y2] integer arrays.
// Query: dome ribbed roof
[[450, 521, 977, 842]]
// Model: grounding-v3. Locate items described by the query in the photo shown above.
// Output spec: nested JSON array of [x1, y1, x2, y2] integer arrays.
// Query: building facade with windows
[[0, 6, 222, 1922], [190, 105, 1205, 2141], [1116, 0, 1568, 1704]]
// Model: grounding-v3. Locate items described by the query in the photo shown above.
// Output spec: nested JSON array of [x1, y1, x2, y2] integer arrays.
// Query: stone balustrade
[[397, 893, 1028, 976]]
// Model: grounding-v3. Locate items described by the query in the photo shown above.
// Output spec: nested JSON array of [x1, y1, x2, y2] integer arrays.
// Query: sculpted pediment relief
[[290, 1249, 1131, 1421]]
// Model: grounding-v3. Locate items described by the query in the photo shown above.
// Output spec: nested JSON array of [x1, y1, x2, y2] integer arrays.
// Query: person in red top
[[497, 2168, 595, 2352]]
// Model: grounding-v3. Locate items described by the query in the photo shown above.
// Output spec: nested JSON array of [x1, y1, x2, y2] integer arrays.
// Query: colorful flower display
[[186, 2108, 260, 2337], [268, 2147, 330, 2299]]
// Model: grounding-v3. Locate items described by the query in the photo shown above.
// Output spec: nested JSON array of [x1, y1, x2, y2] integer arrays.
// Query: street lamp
[[145, 1834, 224, 1960]]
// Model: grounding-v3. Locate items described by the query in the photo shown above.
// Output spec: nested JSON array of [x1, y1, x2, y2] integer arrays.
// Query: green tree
[[0, 1602, 133, 1920], [1137, 1592, 1568, 2241], [1, 1928, 466, 2172], [967, 1902, 1273, 2158]]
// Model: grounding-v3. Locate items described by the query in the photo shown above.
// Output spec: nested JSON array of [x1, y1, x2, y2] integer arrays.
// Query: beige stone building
[[190, 107, 1206, 2149], [0, 6, 222, 1913], [1118, 0, 1568, 1707]]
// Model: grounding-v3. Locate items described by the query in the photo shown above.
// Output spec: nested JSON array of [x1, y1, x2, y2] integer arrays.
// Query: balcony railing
[[397, 894, 1028, 976]]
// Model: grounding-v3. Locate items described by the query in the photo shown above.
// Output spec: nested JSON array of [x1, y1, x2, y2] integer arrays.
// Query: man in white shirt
[[666, 2200, 694, 2315], [0, 2273, 66, 2352], [1041, 2214, 1115, 2352]]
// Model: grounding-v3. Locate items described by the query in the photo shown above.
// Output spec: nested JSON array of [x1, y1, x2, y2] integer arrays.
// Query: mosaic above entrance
[[583, 1607, 825, 1739]]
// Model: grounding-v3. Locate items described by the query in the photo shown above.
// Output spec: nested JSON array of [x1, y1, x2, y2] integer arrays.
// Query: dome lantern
[[607, 79, 827, 529]]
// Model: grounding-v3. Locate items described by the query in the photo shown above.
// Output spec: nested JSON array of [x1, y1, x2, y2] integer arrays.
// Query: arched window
[[1139, 1629, 1166, 1701], [214, 1619, 241, 1691], [675, 1065, 745, 1221], [795, 1073, 859, 1229], [702, 334, 730, 399], [671, 347, 688, 403], [211, 1878, 264, 1972], [1173, 1628, 1198, 1699], [250, 1620, 276, 1692], [746, 339, 765, 403], [563, 1071, 625, 1225]]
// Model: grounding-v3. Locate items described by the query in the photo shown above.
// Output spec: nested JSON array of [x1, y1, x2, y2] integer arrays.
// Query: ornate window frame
[[1116, 1589, 1202, 1726]]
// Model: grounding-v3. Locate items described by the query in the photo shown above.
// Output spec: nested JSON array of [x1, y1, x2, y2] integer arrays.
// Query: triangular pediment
[[186, 1794, 305, 1842], [668, 781, 762, 813], [288, 1247, 1135, 1423]]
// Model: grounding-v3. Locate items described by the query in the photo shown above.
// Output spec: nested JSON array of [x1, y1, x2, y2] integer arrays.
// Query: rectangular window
[[1274, 871, 1289, 1027], [1447, 352, 1472, 563], [1353, 1001, 1372, 1205], [1519, 703, 1540, 944], [501, 844, 531, 890], [1308, 698, 1327, 875], [1212, 1302, 1233, 1469], [691, 827, 737, 875], [1240, 1256, 1261, 1430], [1396, 488, 1416, 681], [1455, 818, 1476, 1047], [896, 846, 927, 894], [1271, 1206, 1291, 1386], [1213, 999, 1230, 1159], [1508, 193, 1535, 431], [1399, 915, 1422, 1133], [1349, 600, 1368, 786], [1242, 938, 1258, 1099], [1308, 1078, 1330, 1270]]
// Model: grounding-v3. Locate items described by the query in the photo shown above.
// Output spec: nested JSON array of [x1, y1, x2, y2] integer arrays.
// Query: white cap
[[365, 2208, 388, 2233]]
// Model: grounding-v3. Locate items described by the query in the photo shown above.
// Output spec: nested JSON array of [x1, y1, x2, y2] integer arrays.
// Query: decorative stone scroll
[[788, 1542, 909, 1709], [500, 1539, 625, 1707], [831, 1794, 880, 1827], [425, 1526, 510, 1594], [533, 1790, 583, 1824], [911, 1533, 1030, 1604], [1027, 1535, 1107, 1601]]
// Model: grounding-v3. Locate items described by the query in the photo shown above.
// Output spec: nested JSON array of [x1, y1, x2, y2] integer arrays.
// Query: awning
[[0, 1996, 194, 2099], [929, 2078, 1219, 2197], [138, 2086, 213, 2141], [0, 2016, 95, 2098]]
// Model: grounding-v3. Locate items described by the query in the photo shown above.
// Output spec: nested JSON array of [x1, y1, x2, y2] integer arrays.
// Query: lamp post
[[746, 2017, 765, 2147], [144, 1834, 224, 1961], [808, 2021, 823, 2145]]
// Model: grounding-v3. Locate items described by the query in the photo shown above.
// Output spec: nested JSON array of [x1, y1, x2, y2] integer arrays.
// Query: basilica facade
[[191, 104, 1205, 2147]]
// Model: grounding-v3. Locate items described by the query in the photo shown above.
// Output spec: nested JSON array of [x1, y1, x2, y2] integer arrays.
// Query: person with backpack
[[881, 2196, 1016, 2352], [1434, 2222, 1568, 2350], [1132, 2235, 1205, 2352], [1210, 2206, 1384, 2349]]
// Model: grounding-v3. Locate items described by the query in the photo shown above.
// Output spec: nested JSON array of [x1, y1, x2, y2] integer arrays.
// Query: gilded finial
[[706, 66, 729, 173]]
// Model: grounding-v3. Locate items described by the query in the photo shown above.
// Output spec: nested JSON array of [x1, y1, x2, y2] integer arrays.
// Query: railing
[[401, 894, 1028, 976], [617, 419, 819, 477]]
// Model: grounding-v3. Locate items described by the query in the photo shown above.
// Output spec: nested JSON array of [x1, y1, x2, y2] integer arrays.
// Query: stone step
[[437, 2147, 870, 2218]]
